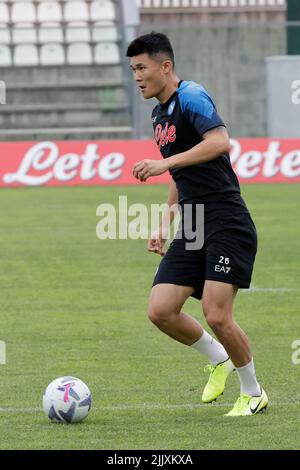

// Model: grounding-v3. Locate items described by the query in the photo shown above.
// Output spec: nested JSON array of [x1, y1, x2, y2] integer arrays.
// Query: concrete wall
[[140, 9, 285, 26], [0, 23, 287, 141], [266, 55, 300, 137], [135, 24, 286, 138]]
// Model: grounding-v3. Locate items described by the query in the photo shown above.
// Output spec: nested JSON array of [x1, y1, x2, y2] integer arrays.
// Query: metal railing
[[136, 0, 286, 8]]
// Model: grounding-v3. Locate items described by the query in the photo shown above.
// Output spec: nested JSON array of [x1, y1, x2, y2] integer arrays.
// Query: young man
[[126, 32, 268, 416]]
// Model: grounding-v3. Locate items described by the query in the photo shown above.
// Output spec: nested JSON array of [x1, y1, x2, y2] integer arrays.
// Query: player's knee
[[148, 303, 173, 327], [203, 307, 230, 331]]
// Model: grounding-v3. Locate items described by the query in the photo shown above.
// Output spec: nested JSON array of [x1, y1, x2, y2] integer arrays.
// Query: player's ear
[[162, 59, 173, 74]]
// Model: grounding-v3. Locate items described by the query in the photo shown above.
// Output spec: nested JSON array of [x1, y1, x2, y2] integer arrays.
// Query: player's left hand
[[133, 159, 169, 182]]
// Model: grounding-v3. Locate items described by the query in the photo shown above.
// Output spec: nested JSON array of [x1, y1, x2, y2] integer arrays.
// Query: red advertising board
[[0, 138, 299, 187]]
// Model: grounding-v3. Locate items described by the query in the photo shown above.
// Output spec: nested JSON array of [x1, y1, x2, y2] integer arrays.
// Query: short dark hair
[[126, 32, 175, 66]]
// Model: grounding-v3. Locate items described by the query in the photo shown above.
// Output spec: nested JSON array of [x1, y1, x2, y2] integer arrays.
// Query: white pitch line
[[242, 287, 296, 293], [95, 402, 296, 411], [0, 407, 41, 413], [0, 402, 297, 413]]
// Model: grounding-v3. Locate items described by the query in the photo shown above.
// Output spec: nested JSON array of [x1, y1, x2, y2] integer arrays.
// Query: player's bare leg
[[202, 280, 250, 366], [202, 281, 252, 367], [148, 283, 203, 345], [148, 283, 234, 402], [202, 280, 268, 415]]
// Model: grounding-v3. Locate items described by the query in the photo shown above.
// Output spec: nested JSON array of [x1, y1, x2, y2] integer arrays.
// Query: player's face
[[130, 54, 169, 99]]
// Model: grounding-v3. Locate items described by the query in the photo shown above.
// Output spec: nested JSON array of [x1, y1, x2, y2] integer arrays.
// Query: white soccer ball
[[43, 376, 92, 424]]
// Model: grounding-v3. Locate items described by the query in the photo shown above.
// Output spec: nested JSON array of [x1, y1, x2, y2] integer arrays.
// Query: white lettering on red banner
[[0, 138, 299, 187], [230, 139, 300, 179], [2, 142, 125, 186]]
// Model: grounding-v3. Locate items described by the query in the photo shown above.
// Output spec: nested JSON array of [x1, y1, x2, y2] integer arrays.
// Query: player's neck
[[157, 75, 181, 104]]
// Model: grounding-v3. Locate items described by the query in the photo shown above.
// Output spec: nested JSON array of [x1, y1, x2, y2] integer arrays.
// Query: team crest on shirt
[[168, 100, 176, 116]]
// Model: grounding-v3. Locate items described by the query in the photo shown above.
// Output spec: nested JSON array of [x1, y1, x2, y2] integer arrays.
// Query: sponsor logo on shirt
[[154, 122, 177, 149]]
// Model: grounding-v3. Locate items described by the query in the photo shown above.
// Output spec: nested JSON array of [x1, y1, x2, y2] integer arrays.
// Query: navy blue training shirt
[[151, 80, 248, 220]]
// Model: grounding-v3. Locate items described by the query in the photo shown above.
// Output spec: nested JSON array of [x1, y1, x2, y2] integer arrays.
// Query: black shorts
[[152, 212, 257, 300]]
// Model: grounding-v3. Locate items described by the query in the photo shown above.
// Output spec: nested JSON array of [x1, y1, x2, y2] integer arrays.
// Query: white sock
[[236, 358, 261, 396], [191, 330, 229, 365]]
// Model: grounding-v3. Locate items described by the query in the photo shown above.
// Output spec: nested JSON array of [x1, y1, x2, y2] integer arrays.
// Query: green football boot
[[202, 357, 235, 403], [225, 388, 268, 416]]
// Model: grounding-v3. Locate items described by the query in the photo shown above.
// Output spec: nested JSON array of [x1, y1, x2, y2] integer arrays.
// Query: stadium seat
[[0, 45, 12, 67], [0, 4, 9, 25], [67, 43, 93, 65], [92, 22, 118, 42], [11, 2, 36, 24], [12, 25, 37, 44], [66, 23, 91, 43], [14, 44, 39, 66], [0, 27, 10, 45], [94, 42, 120, 65], [37, 2, 63, 24], [40, 44, 65, 65], [39, 24, 64, 44], [64, 1, 89, 22], [90, 1, 116, 22]]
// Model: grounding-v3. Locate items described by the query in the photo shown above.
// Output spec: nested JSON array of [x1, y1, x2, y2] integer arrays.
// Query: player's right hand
[[148, 229, 167, 256]]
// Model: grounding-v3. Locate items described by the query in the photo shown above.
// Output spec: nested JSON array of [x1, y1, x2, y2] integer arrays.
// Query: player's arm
[[148, 179, 178, 256], [132, 127, 230, 182], [166, 126, 230, 170]]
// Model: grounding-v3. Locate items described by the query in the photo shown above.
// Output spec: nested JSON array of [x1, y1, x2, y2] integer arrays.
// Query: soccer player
[[126, 32, 268, 416]]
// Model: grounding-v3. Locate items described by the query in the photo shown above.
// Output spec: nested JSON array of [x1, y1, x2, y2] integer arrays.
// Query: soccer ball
[[43, 376, 92, 424]]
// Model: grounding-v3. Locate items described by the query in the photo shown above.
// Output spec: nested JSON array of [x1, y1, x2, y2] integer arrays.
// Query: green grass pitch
[[0, 183, 299, 450]]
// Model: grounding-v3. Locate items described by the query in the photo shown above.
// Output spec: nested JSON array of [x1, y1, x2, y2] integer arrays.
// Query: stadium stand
[[14, 44, 39, 66], [40, 43, 65, 65], [0, 0, 287, 141], [0, 45, 12, 66], [0, 0, 131, 140], [0, 0, 120, 66]]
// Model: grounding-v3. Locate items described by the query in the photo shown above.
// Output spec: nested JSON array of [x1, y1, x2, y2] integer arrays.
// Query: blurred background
[[0, 0, 299, 142]]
